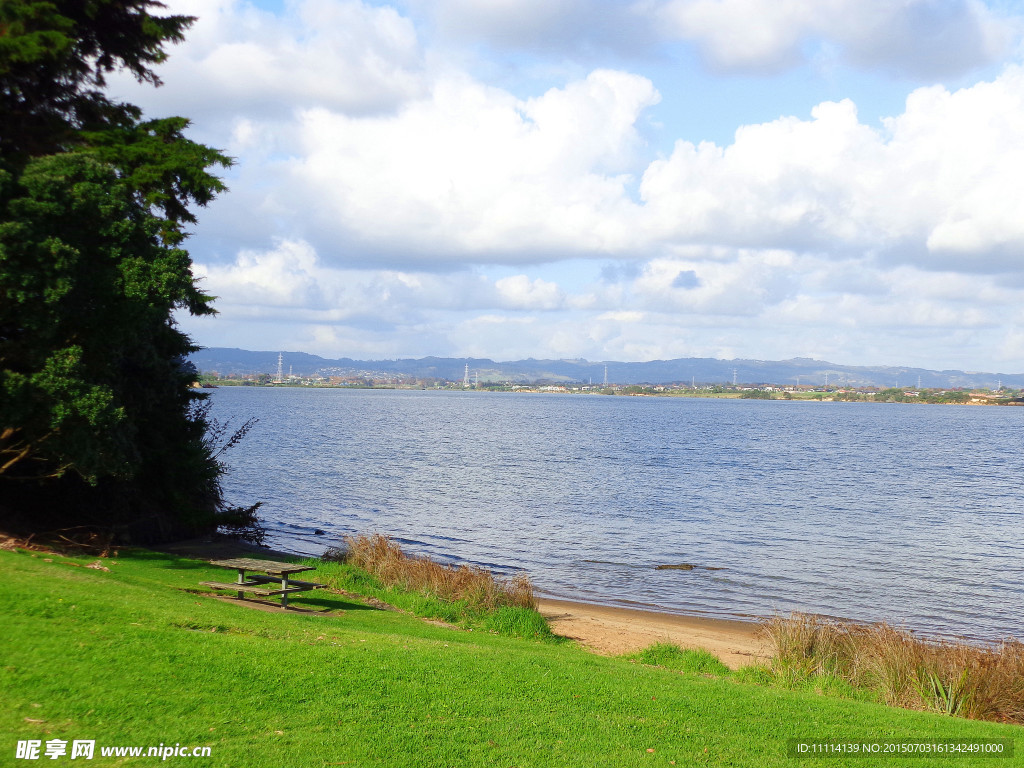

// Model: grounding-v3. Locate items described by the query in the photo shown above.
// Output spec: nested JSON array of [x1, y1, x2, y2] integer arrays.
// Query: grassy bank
[[1, 547, 1020, 767], [317, 534, 552, 640]]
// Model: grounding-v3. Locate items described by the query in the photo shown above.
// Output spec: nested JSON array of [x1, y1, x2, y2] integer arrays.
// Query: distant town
[[195, 361, 1024, 405], [188, 347, 1024, 392]]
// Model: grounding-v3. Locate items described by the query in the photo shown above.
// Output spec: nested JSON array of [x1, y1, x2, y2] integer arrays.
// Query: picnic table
[[201, 558, 326, 607]]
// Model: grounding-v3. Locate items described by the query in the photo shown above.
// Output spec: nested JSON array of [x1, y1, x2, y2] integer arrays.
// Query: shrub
[[330, 534, 536, 612], [762, 613, 1024, 724]]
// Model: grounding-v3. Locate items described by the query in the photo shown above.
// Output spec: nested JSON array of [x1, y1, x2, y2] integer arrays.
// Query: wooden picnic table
[[201, 558, 326, 607]]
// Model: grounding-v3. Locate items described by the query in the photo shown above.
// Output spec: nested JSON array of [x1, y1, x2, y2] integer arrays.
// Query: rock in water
[[655, 563, 695, 570]]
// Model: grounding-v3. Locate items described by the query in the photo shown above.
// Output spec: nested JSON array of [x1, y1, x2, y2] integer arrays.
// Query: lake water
[[208, 387, 1024, 642]]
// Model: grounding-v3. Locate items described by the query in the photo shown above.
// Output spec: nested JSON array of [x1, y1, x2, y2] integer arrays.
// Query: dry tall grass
[[331, 533, 536, 611], [763, 613, 1024, 724]]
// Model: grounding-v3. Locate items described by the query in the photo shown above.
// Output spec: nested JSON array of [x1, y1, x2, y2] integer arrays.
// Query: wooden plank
[[200, 581, 325, 597], [200, 581, 278, 596], [209, 558, 315, 574], [200, 580, 261, 589], [257, 586, 319, 597], [247, 574, 327, 589]]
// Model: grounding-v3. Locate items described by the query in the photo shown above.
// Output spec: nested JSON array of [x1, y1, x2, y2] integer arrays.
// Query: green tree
[[0, 1, 254, 541]]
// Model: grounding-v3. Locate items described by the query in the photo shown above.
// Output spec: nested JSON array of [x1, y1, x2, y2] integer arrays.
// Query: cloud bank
[[112, 0, 1024, 370]]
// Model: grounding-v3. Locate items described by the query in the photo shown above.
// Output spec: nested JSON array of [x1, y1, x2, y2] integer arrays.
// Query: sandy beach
[[536, 597, 768, 669]]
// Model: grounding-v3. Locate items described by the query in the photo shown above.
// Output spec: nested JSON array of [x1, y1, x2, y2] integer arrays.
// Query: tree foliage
[[0, 1, 252, 541], [0, 0, 189, 158]]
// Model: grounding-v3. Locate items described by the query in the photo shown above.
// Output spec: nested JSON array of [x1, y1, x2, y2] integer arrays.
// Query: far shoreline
[[207, 381, 1024, 406]]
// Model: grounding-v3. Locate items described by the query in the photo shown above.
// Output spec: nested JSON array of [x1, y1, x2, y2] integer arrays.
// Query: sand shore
[[536, 597, 768, 669]]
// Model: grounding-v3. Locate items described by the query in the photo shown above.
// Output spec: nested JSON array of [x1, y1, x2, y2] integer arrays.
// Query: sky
[[110, 0, 1024, 370]]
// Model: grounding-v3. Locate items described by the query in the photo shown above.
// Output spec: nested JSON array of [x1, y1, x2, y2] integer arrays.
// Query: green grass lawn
[[1, 547, 1019, 767]]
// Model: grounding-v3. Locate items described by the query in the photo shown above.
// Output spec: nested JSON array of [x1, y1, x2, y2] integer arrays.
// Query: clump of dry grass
[[329, 533, 536, 611], [0, 528, 116, 557], [763, 613, 1024, 724]]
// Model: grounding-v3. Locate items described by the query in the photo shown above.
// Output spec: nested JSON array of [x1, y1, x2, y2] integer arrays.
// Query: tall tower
[[603, 365, 608, 387], [463, 363, 470, 387], [275, 353, 284, 384]]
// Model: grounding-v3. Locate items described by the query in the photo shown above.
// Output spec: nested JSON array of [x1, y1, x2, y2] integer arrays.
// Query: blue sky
[[112, 0, 1024, 369]]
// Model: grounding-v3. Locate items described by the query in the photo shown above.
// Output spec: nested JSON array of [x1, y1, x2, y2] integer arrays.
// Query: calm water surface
[[209, 387, 1024, 641]]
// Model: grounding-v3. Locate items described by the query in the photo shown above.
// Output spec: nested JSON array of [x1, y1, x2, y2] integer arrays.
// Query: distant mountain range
[[187, 347, 1024, 389]]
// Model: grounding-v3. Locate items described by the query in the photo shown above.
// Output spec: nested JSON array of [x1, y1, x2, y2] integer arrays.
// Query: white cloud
[[140, 1, 1024, 276], [660, 0, 1013, 77], [494, 275, 565, 309], [181, 235, 1024, 368], [888, 73, 1024, 261], [195, 241, 578, 319], [277, 68, 657, 263], [631, 252, 797, 315], [112, 0, 426, 121], [243, 62, 1024, 272], [640, 98, 881, 249], [407, 0, 1017, 80], [196, 239, 323, 307], [200, 57, 1024, 275], [639, 66, 1024, 270]]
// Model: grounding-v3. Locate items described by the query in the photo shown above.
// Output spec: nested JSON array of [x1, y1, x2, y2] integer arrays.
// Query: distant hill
[[188, 347, 1024, 389]]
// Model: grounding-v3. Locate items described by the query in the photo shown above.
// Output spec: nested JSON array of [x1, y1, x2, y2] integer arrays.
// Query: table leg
[[236, 568, 245, 599]]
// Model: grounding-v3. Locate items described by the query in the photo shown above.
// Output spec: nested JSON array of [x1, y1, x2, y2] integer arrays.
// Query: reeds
[[328, 533, 536, 612], [763, 613, 1024, 724]]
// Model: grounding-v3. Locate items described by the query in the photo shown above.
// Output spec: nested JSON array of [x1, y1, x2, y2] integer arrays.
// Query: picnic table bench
[[201, 557, 326, 607]]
